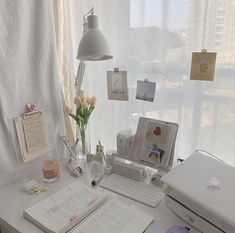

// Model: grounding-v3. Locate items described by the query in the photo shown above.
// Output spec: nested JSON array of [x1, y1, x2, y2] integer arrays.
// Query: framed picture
[[190, 51, 217, 81], [136, 80, 156, 102], [139, 120, 170, 165], [107, 71, 128, 101], [129, 117, 179, 169]]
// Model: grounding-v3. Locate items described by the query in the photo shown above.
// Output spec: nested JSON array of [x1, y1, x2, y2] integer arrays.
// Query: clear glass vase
[[75, 123, 91, 159]]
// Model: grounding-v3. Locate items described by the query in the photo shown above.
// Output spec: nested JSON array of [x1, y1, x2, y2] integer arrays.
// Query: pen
[[98, 140, 107, 168], [60, 136, 76, 158], [91, 174, 104, 186]]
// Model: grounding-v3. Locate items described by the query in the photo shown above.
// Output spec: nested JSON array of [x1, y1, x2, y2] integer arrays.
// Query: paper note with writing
[[15, 112, 48, 162], [190, 51, 217, 81], [22, 113, 47, 153]]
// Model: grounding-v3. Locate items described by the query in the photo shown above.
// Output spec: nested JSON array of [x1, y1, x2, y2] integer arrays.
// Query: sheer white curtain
[[0, 0, 65, 176], [67, 0, 235, 165], [52, 0, 75, 143]]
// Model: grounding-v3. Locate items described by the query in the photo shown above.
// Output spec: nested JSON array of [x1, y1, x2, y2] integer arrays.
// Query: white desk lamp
[[75, 7, 113, 90]]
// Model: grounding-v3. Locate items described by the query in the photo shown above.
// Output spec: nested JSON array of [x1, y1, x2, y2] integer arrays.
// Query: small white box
[[116, 131, 133, 157]]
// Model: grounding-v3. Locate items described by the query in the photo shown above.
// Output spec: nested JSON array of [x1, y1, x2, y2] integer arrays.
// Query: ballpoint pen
[[98, 140, 107, 168]]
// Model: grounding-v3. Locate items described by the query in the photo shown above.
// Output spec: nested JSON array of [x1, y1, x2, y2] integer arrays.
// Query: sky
[[130, 0, 188, 30]]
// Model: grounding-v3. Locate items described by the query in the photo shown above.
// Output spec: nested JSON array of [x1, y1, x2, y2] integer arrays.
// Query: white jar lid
[[104, 165, 112, 175]]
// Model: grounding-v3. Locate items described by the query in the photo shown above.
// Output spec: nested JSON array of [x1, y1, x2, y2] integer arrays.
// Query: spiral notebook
[[23, 182, 154, 233]]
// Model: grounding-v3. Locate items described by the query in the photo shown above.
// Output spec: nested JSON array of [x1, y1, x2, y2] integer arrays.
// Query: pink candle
[[42, 160, 60, 182]]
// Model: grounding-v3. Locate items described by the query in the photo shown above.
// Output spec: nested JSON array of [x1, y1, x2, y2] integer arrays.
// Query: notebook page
[[23, 182, 108, 233], [70, 198, 154, 233]]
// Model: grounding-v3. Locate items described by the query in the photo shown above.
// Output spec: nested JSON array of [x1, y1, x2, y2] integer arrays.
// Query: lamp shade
[[77, 15, 113, 61]]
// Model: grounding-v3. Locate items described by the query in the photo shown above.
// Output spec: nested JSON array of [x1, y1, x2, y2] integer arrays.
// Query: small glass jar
[[105, 150, 115, 167], [42, 160, 60, 183]]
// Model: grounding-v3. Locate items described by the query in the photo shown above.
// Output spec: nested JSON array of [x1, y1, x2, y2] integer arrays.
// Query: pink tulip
[[64, 106, 72, 114], [89, 96, 97, 106]]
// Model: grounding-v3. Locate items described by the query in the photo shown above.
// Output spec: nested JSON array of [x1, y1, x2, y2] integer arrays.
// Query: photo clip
[[114, 67, 119, 73], [24, 103, 40, 117]]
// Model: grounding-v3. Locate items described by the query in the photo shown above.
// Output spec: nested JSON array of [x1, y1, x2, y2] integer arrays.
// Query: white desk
[[0, 159, 199, 233]]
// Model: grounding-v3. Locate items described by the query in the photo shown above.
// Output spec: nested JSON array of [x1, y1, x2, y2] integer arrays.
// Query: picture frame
[[128, 117, 179, 169], [139, 120, 169, 165]]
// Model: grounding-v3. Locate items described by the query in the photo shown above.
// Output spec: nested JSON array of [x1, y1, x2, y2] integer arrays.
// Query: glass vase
[[75, 123, 91, 160]]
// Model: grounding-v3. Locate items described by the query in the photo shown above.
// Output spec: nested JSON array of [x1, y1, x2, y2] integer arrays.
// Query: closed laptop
[[161, 152, 235, 233]]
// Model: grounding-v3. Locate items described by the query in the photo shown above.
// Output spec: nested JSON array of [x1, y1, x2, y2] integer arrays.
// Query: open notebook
[[23, 182, 154, 233]]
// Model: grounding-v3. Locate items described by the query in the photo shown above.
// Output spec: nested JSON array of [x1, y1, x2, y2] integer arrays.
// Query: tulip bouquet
[[66, 90, 97, 156]]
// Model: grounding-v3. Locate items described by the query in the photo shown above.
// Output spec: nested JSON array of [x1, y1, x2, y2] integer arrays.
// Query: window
[[68, 0, 235, 165], [126, 0, 235, 164]]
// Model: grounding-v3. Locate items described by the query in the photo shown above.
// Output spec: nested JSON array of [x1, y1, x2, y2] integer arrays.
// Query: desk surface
[[0, 159, 199, 233]]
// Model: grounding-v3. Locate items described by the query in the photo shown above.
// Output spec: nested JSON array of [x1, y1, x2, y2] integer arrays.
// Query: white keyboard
[[99, 173, 165, 207]]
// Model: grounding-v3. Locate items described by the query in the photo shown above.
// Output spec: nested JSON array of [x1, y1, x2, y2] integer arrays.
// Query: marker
[[91, 174, 104, 186]]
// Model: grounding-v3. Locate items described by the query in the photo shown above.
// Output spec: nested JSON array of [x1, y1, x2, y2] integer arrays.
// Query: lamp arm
[[76, 7, 94, 90], [75, 61, 86, 92]]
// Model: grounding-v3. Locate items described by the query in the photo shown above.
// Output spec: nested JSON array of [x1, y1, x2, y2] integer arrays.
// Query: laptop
[[161, 152, 235, 233]]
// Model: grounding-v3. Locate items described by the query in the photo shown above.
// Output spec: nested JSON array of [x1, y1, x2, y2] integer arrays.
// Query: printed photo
[[190, 51, 217, 81], [136, 80, 156, 102], [107, 71, 128, 101], [139, 121, 169, 165], [141, 144, 165, 165], [145, 121, 168, 144]]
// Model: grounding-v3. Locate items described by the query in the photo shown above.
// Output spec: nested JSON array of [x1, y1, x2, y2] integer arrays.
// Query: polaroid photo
[[136, 80, 156, 102], [107, 71, 128, 101], [139, 121, 169, 165], [141, 145, 165, 164], [190, 51, 217, 81], [145, 120, 168, 144]]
